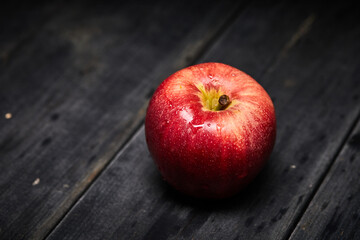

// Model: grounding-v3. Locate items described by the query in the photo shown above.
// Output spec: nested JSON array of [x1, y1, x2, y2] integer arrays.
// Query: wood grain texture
[[48, 1, 360, 239], [0, 0, 243, 239], [289, 121, 360, 240]]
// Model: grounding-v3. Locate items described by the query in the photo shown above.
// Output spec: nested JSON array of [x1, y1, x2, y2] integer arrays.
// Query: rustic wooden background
[[0, 0, 359, 239]]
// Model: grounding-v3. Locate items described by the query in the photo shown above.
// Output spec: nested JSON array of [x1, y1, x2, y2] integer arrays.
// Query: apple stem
[[218, 95, 231, 110]]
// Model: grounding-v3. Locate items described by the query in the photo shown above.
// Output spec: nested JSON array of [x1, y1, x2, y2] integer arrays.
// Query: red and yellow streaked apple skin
[[145, 62, 276, 198]]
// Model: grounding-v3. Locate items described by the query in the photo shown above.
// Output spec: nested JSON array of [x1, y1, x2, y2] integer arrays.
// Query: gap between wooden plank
[[43, 2, 250, 239], [284, 109, 360, 240], [263, 13, 316, 76], [288, 113, 360, 239]]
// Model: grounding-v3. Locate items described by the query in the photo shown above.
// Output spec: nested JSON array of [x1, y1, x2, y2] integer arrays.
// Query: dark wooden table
[[1, 0, 359, 239]]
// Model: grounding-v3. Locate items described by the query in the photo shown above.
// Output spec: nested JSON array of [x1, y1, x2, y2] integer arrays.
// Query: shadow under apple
[[141, 151, 281, 238]]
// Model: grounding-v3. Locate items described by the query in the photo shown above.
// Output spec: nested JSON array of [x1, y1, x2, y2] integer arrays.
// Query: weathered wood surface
[[0, 0, 243, 239], [289, 122, 360, 240], [47, 1, 360, 240]]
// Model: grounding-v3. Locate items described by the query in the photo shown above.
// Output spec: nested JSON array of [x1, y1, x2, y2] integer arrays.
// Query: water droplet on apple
[[208, 74, 214, 79], [216, 123, 223, 133], [207, 123, 211, 127], [231, 73, 236, 77], [192, 124, 204, 128], [188, 122, 204, 134]]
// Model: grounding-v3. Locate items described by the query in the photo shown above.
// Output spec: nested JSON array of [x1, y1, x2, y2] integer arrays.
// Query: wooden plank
[[289, 121, 360, 240], [0, 0, 243, 239], [0, 1, 63, 65], [46, 1, 360, 239]]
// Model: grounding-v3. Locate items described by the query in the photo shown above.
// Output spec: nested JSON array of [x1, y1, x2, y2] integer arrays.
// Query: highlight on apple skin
[[145, 62, 276, 199]]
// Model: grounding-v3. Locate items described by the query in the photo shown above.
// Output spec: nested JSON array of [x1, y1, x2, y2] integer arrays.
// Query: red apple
[[145, 62, 276, 198]]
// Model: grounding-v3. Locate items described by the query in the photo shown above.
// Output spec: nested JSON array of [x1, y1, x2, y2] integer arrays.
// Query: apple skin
[[145, 62, 276, 198]]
